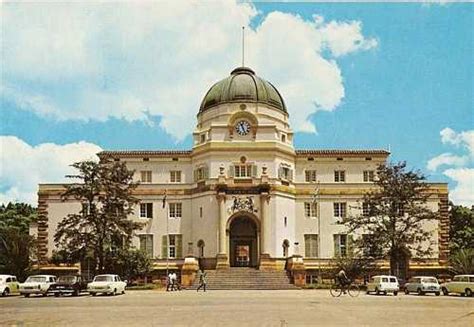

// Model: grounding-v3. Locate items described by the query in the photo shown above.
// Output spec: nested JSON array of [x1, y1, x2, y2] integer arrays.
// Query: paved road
[[1, 290, 473, 326]]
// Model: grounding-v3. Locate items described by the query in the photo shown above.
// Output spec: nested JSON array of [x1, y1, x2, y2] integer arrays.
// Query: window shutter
[[147, 235, 154, 257], [161, 235, 168, 259], [334, 235, 340, 257], [348, 234, 354, 256], [304, 235, 310, 257], [204, 167, 209, 179], [193, 169, 198, 182], [147, 203, 153, 218], [252, 164, 258, 177], [289, 169, 293, 181], [140, 235, 146, 252], [278, 166, 283, 179], [176, 235, 183, 258], [228, 166, 234, 177]]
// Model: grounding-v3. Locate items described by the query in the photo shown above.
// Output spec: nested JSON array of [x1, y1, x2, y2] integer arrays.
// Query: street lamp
[[312, 181, 321, 283]]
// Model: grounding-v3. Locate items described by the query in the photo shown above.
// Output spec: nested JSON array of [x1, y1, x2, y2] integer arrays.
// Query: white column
[[260, 193, 270, 254], [218, 193, 227, 255]]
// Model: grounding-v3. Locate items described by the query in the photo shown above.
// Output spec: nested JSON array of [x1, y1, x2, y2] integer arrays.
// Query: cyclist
[[336, 269, 350, 292]]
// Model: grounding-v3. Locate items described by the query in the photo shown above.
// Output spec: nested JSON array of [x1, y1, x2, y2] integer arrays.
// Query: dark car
[[48, 275, 88, 297]]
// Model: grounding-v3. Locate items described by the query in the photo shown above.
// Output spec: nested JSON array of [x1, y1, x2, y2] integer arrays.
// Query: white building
[[36, 66, 449, 283]]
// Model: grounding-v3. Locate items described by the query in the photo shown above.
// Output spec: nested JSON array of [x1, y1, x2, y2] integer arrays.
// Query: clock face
[[235, 120, 251, 136]]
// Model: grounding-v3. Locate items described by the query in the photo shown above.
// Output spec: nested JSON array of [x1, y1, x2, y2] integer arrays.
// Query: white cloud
[[2, 2, 377, 140], [443, 168, 474, 207], [427, 128, 474, 206], [427, 153, 467, 171], [0, 136, 102, 205]]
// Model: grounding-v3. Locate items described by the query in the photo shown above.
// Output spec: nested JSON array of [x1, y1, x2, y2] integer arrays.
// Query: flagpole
[[163, 190, 169, 282]]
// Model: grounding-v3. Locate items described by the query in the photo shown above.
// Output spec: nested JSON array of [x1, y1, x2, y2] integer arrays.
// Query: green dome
[[199, 67, 287, 113]]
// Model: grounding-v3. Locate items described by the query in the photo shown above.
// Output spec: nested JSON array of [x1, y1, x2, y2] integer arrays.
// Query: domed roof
[[199, 67, 287, 113]]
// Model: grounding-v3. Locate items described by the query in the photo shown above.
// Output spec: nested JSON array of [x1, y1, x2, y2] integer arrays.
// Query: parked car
[[19, 275, 56, 297], [87, 274, 126, 296], [48, 275, 88, 297], [404, 276, 440, 296], [0, 275, 19, 296], [441, 275, 474, 297], [366, 275, 399, 295]]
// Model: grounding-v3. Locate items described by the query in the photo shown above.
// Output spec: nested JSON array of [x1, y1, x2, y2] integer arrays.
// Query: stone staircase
[[188, 268, 299, 290]]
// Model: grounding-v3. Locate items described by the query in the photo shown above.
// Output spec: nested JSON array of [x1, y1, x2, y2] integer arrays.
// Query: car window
[[390, 277, 397, 283], [58, 276, 77, 283], [452, 276, 461, 282], [461, 276, 469, 282], [94, 275, 114, 282], [422, 278, 437, 283], [6, 277, 11, 282], [382, 277, 388, 283], [117, 276, 121, 282], [26, 276, 46, 283], [12, 277, 17, 282], [469, 277, 474, 283]]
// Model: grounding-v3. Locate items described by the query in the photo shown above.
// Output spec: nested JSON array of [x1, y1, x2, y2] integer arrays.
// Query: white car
[[87, 274, 126, 296], [404, 276, 440, 296], [0, 275, 19, 296], [366, 275, 399, 296], [441, 275, 474, 297], [19, 275, 56, 297]]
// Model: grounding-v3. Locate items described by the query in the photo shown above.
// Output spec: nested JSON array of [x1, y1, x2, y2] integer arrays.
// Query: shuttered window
[[170, 171, 182, 183], [334, 170, 345, 182], [169, 203, 182, 218], [140, 170, 152, 183], [333, 202, 347, 218], [139, 234, 153, 257], [194, 167, 209, 181], [278, 166, 293, 181], [363, 170, 375, 182], [304, 202, 317, 218], [305, 170, 317, 182], [333, 234, 353, 257], [233, 164, 256, 178], [304, 234, 318, 258], [139, 203, 153, 218], [163, 234, 182, 259]]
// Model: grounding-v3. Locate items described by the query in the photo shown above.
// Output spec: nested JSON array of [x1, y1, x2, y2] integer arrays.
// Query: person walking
[[166, 272, 173, 292], [196, 269, 207, 292]]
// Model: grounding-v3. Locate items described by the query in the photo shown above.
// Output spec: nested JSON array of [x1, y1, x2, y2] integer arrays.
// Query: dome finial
[[241, 26, 245, 67]]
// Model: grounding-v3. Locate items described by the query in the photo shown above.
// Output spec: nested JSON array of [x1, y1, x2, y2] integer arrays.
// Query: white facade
[[36, 67, 448, 273]]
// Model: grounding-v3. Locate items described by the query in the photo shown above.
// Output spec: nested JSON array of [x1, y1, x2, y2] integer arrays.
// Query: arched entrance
[[229, 215, 259, 267]]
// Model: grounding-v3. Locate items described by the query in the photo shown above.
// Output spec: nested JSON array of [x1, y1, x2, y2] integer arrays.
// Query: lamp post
[[312, 181, 321, 283]]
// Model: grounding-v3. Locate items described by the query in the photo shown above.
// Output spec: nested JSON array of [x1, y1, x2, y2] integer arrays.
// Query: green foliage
[[54, 160, 144, 273], [107, 248, 152, 281], [331, 255, 376, 280], [343, 162, 439, 275], [0, 202, 37, 280], [449, 249, 474, 275], [449, 204, 474, 252]]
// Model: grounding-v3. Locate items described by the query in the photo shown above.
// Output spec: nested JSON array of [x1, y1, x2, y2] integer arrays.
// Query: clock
[[235, 120, 251, 136]]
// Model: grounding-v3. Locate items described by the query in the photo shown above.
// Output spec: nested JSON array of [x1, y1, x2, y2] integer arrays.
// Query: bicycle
[[330, 281, 360, 297]]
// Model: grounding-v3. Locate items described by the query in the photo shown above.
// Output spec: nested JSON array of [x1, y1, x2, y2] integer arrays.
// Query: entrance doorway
[[229, 216, 258, 267]]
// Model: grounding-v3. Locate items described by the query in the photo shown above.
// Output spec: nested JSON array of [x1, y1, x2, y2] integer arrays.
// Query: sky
[[1, 1, 473, 206]]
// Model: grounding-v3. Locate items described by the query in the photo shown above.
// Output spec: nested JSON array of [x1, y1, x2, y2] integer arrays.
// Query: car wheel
[[435, 292, 440, 296], [24, 293, 30, 298], [375, 287, 379, 295], [2, 288, 9, 297], [394, 291, 398, 296], [442, 287, 449, 296], [73, 290, 79, 297], [113, 289, 117, 296], [465, 289, 473, 297], [54, 293, 60, 297], [404, 288, 409, 295], [122, 289, 125, 295], [91, 292, 96, 296], [417, 288, 424, 296], [42, 293, 47, 297]]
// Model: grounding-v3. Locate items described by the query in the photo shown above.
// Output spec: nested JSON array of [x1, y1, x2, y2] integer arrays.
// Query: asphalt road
[[1, 290, 473, 326]]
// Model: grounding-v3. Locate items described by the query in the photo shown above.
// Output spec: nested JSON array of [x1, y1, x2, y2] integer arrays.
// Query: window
[[200, 134, 206, 143], [234, 164, 254, 178], [194, 167, 208, 181], [169, 235, 176, 258], [363, 170, 375, 182], [333, 202, 347, 218], [304, 202, 317, 218], [162, 235, 182, 259], [170, 171, 182, 183], [334, 170, 345, 182], [334, 234, 347, 257], [283, 239, 290, 257], [140, 203, 153, 218], [279, 166, 293, 180], [197, 240, 205, 257], [284, 216, 288, 227], [362, 202, 370, 216], [304, 234, 319, 258], [199, 207, 203, 218], [169, 203, 182, 218], [140, 170, 152, 183], [139, 234, 154, 257], [305, 170, 317, 182], [281, 134, 286, 143]]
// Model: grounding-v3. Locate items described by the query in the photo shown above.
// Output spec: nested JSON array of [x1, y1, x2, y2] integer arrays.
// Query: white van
[[366, 275, 399, 296]]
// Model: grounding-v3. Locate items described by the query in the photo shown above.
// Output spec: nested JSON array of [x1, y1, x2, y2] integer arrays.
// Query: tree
[[0, 202, 37, 280], [449, 248, 474, 275], [331, 254, 376, 281], [449, 204, 474, 253], [54, 160, 144, 274], [342, 162, 439, 277], [109, 248, 152, 283]]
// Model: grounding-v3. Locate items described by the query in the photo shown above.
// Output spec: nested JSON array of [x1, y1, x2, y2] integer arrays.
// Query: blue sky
[[1, 1, 473, 205]]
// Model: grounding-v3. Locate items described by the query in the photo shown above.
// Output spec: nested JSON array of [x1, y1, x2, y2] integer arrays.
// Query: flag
[[162, 191, 167, 208]]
